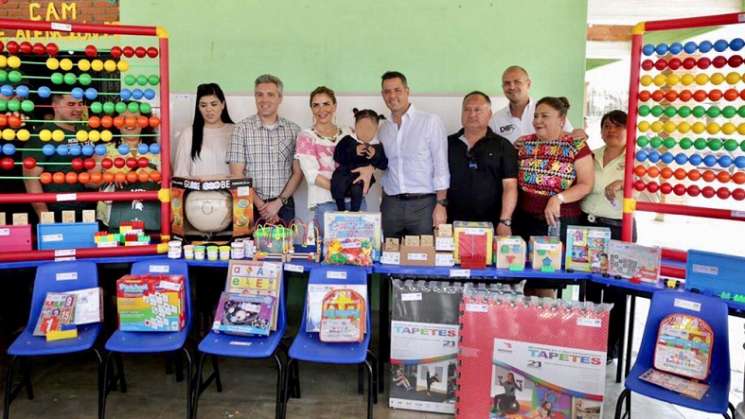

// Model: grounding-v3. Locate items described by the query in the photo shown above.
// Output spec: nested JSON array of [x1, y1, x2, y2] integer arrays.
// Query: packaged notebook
[[565, 226, 611, 273], [34, 292, 77, 336], [68, 287, 103, 325], [225, 260, 282, 330], [212, 292, 274, 336], [323, 211, 382, 265], [455, 288, 610, 419], [319, 288, 366, 342]]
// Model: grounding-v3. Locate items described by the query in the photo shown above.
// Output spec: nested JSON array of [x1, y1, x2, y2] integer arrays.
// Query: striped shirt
[[227, 114, 300, 200]]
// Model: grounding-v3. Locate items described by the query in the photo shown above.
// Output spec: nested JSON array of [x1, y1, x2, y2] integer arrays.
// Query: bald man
[[490, 65, 583, 143]]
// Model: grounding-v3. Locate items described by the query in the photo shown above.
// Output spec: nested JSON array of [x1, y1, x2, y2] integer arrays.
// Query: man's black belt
[[388, 193, 435, 200], [586, 214, 623, 227]]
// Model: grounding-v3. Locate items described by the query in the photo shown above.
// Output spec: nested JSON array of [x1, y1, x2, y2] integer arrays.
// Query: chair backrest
[[25, 261, 99, 333], [636, 290, 729, 384], [130, 258, 192, 330], [300, 265, 370, 340]]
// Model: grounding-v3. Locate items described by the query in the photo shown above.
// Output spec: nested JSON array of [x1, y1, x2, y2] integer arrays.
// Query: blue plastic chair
[[100, 259, 193, 419], [284, 265, 377, 419], [4, 261, 102, 419], [192, 276, 287, 419], [614, 290, 735, 419]]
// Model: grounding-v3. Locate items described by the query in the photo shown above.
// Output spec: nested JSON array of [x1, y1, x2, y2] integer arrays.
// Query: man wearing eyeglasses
[[448, 91, 517, 237], [490, 65, 580, 143]]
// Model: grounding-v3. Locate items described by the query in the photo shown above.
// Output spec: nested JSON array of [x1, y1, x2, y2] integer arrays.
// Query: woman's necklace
[[313, 125, 341, 142]]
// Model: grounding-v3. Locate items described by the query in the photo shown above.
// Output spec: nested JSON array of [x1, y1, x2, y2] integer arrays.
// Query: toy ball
[[682, 57, 696, 69], [131, 89, 144, 100], [149, 171, 161, 182], [729, 55, 744, 67], [713, 56, 728, 68], [126, 157, 138, 169], [56, 144, 69, 156], [101, 116, 113, 128], [725, 89, 739, 101], [703, 155, 718, 167], [78, 172, 90, 184], [114, 172, 126, 184], [84, 88, 97, 100], [733, 188, 745, 200], [91, 59, 103, 72], [2, 143, 15, 155], [642, 44, 655, 56], [110, 46, 122, 58], [673, 184, 686, 196], [633, 180, 645, 191], [101, 158, 113, 169], [118, 144, 130, 155], [137, 157, 149, 168], [636, 149, 649, 161], [673, 168, 687, 180], [0, 84, 13, 96], [1, 129, 16, 141], [689, 154, 703, 166], [20, 100, 34, 113], [88, 130, 101, 142], [0, 157, 14, 171], [713, 39, 729, 52], [123, 46, 135, 57], [698, 40, 713, 53], [65, 171, 77, 184], [679, 90, 693, 101], [687, 185, 701, 197], [717, 187, 731, 199], [688, 169, 701, 181], [735, 156, 745, 169], [68, 144, 81, 156], [734, 172, 745, 184], [7, 115, 21, 129], [84, 158, 96, 170], [655, 43, 668, 55], [146, 47, 159, 58], [42, 144, 55, 156], [149, 143, 160, 154], [103, 60, 117, 73], [114, 102, 127, 114], [703, 170, 716, 182], [718, 171, 731, 183], [137, 143, 149, 154], [661, 152, 674, 164], [46, 43, 59, 56], [77, 59, 91, 72], [634, 165, 646, 176], [52, 172, 65, 184], [120, 89, 132, 101], [94, 144, 107, 156], [32, 42, 45, 55], [135, 46, 147, 58], [113, 116, 124, 129], [641, 59, 654, 70], [90, 172, 102, 184], [654, 59, 667, 70], [719, 155, 733, 167], [731, 38, 745, 51], [669, 42, 683, 54], [116, 60, 128, 72], [647, 166, 660, 178], [647, 182, 659, 193], [136, 116, 149, 128], [660, 183, 673, 194], [639, 91, 651, 101], [185, 190, 233, 233], [126, 171, 138, 183], [19, 42, 33, 54], [84, 45, 97, 58], [128, 102, 141, 113], [71, 87, 84, 100], [102, 172, 114, 183], [138, 172, 149, 183], [651, 90, 665, 102], [70, 158, 83, 171], [39, 172, 52, 184], [114, 157, 125, 168], [14, 85, 29, 98], [5, 41, 18, 54], [668, 57, 682, 70], [82, 144, 94, 156]]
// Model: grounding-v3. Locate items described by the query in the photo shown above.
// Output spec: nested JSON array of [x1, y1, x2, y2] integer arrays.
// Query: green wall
[[122, 0, 588, 125]]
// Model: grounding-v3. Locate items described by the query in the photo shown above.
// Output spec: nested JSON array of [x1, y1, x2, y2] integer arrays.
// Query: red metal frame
[[0, 19, 170, 261], [623, 12, 745, 279]]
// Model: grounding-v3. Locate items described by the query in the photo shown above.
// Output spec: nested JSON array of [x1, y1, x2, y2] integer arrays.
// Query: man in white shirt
[[489, 65, 582, 143], [365, 71, 449, 237]]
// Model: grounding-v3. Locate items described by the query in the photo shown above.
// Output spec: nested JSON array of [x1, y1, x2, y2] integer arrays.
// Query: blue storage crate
[[37, 222, 99, 250], [685, 249, 745, 299]]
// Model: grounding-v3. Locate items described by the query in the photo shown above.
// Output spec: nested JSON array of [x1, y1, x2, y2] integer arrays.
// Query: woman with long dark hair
[[174, 83, 234, 177]]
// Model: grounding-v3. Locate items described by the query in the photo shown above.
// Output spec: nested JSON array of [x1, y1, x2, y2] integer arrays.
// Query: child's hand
[[355, 144, 367, 156], [365, 146, 376, 159]]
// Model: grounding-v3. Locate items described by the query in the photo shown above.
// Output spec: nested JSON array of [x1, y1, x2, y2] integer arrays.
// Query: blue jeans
[[313, 198, 367, 239]]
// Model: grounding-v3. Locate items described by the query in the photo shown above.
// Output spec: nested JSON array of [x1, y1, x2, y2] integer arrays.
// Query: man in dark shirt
[[22, 94, 95, 218], [447, 91, 518, 236]]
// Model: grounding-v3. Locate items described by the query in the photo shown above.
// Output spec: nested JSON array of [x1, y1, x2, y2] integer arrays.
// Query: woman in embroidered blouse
[[295, 86, 358, 237], [514, 96, 593, 297], [173, 83, 234, 178]]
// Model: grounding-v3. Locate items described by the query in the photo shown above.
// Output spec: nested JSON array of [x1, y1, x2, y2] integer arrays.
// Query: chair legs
[[613, 388, 630, 419], [364, 359, 374, 419], [725, 402, 737, 419], [272, 353, 284, 419]]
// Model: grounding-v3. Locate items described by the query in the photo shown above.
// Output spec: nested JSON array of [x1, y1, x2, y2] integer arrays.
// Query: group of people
[[23, 65, 636, 361]]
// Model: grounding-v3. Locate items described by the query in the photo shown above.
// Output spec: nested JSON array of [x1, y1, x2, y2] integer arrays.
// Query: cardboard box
[[420, 235, 434, 247], [453, 221, 493, 266], [0, 212, 5, 225], [400, 245, 435, 266], [12, 213, 28, 225], [495, 236, 527, 271], [62, 211, 76, 223], [404, 235, 420, 247], [384, 238, 400, 252], [529, 236, 563, 272], [116, 274, 186, 332], [436, 224, 452, 237], [171, 176, 254, 241], [565, 226, 611, 273], [82, 209, 96, 224], [40, 212, 55, 224]]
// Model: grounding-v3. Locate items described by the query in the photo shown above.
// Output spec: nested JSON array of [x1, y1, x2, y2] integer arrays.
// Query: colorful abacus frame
[[623, 12, 745, 268], [0, 19, 171, 261]]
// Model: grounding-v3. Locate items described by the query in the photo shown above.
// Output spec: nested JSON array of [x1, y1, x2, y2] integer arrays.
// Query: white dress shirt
[[378, 104, 449, 195], [489, 97, 574, 143]]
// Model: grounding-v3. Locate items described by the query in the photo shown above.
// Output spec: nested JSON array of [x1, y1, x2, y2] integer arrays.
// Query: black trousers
[[380, 194, 436, 238], [330, 170, 368, 211]]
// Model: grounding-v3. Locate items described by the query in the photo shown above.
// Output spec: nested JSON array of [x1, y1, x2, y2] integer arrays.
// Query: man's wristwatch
[[499, 219, 512, 227], [436, 199, 448, 207], [279, 196, 289, 206]]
